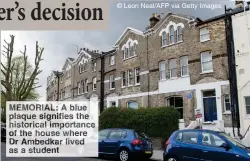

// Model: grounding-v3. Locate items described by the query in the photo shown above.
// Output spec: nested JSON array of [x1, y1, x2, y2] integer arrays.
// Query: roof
[[52, 71, 63, 76], [144, 12, 196, 33], [84, 49, 101, 58], [114, 27, 144, 47], [196, 6, 249, 26], [102, 49, 116, 56], [68, 57, 74, 62]]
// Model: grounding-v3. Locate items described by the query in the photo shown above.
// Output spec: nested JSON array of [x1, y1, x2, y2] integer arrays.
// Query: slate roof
[[196, 5, 249, 26]]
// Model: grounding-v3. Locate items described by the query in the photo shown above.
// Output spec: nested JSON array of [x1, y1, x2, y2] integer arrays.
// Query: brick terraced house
[[46, 12, 234, 134]]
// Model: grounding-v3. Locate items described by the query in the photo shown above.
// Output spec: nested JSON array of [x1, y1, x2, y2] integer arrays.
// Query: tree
[[2, 56, 40, 102], [1, 35, 44, 103]]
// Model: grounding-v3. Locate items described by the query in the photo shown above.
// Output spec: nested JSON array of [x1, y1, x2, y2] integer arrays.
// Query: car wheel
[[118, 149, 130, 161], [166, 156, 179, 161]]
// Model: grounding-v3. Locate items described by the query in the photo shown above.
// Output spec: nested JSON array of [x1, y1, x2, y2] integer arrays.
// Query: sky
[[0, 0, 237, 101]]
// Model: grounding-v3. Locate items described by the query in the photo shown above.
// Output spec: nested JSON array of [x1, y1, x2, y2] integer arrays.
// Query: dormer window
[[66, 69, 71, 78], [159, 22, 184, 47], [124, 48, 129, 59], [169, 25, 175, 44], [122, 39, 138, 60], [177, 26, 183, 42], [132, 44, 136, 56], [162, 31, 167, 47]]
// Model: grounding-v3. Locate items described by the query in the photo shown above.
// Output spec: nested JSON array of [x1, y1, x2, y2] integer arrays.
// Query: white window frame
[[159, 61, 166, 80], [127, 69, 134, 86], [166, 96, 184, 119], [177, 26, 183, 42], [245, 96, 250, 115], [135, 68, 140, 85], [132, 44, 136, 56], [123, 43, 136, 60], [60, 90, 63, 100], [79, 63, 83, 73], [121, 71, 126, 87], [60, 75, 63, 83], [169, 25, 175, 44], [123, 48, 129, 59], [110, 101, 116, 107], [77, 82, 81, 95], [109, 55, 115, 66], [128, 42, 133, 57], [201, 51, 213, 73], [224, 94, 231, 112], [200, 28, 210, 42], [127, 101, 139, 109], [180, 56, 189, 77], [92, 62, 97, 72], [93, 77, 97, 91], [85, 79, 88, 93], [169, 59, 177, 79], [162, 31, 167, 47], [109, 74, 115, 89], [69, 69, 71, 77], [81, 80, 85, 94]]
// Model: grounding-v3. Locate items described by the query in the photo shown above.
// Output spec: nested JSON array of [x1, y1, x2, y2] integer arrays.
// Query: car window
[[135, 131, 149, 140], [99, 130, 109, 140], [176, 131, 198, 144], [202, 132, 226, 147], [108, 130, 127, 139], [220, 132, 247, 149]]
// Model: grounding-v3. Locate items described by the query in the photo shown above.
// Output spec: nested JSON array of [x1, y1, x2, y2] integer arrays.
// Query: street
[[1, 142, 158, 161]]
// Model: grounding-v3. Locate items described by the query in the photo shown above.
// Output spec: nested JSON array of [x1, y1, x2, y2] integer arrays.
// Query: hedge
[[99, 107, 180, 143]]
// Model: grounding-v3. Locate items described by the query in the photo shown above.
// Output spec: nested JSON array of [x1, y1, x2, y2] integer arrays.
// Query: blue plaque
[[186, 93, 192, 100]]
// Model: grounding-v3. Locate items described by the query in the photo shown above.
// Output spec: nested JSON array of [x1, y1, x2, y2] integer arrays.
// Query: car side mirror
[[220, 143, 231, 150]]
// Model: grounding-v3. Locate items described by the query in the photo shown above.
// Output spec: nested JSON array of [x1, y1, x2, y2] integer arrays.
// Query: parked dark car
[[164, 129, 250, 161], [1, 122, 6, 142], [99, 128, 153, 161]]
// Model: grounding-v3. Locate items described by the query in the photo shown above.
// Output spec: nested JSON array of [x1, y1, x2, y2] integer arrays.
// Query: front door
[[203, 97, 217, 122]]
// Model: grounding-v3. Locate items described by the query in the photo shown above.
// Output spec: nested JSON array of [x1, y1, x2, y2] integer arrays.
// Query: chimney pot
[[149, 13, 160, 28], [235, 0, 244, 8]]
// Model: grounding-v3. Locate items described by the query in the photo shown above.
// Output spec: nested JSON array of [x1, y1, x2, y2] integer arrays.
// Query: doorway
[[203, 90, 217, 122]]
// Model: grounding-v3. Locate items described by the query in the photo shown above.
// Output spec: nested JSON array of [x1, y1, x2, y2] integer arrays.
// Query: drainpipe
[[56, 71, 60, 101], [100, 53, 105, 113], [146, 35, 150, 108], [225, 6, 241, 137]]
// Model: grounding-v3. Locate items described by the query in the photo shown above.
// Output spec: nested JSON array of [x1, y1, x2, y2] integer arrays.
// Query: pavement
[[1, 142, 163, 161]]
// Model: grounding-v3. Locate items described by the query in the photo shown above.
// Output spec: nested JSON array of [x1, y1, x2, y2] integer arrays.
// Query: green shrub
[[99, 107, 180, 141]]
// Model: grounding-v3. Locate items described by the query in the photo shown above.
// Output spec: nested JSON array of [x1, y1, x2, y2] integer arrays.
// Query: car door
[[99, 129, 110, 154], [173, 131, 203, 161], [199, 131, 242, 161], [104, 130, 126, 154]]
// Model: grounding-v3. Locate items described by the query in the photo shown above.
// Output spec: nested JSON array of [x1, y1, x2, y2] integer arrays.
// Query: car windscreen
[[135, 131, 149, 140], [220, 132, 248, 149]]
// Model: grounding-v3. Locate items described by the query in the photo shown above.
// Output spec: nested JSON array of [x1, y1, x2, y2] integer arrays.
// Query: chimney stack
[[235, 0, 244, 8], [149, 13, 161, 28]]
